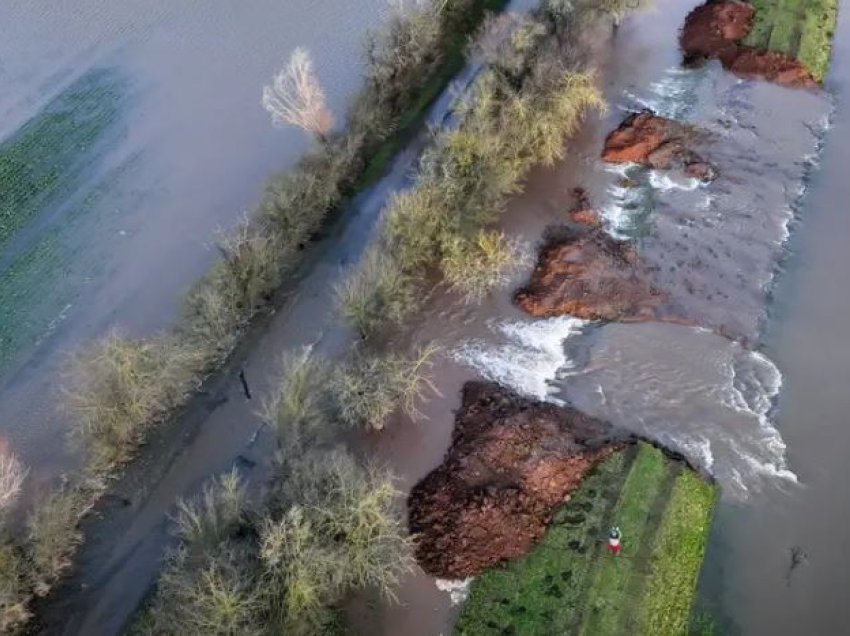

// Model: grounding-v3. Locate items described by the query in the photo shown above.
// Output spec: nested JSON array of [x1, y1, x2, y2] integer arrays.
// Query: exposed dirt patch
[[513, 225, 667, 322], [567, 187, 603, 228], [602, 110, 716, 181], [680, 0, 818, 88], [408, 382, 618, 578]]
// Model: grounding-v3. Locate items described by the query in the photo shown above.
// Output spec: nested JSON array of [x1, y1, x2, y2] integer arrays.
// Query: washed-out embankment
[[400, 0, 838, 632]]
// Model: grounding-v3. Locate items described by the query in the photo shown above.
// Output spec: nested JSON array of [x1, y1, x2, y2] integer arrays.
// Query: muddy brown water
[[9, 0, 849, 634], [697, 2, 850, 632]]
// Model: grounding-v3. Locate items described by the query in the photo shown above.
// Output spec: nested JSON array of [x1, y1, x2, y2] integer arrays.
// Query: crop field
[[456, 443, 718, 636], [0, 69, 127, 372], [745, 0, 839, 82]]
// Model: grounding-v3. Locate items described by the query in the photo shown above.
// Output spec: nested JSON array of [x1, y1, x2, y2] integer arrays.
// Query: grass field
[[745, 0, 839, 82], [455, 443, 719, 636]]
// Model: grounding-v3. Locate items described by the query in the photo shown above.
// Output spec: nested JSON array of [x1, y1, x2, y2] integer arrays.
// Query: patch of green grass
[[636, 470, 719, 635], [455, 444, 718, 636], [745, 0, 838, 81], [578, 444, 671, 635], [0, 68, 124, 248], [455, 450, 633, 636]]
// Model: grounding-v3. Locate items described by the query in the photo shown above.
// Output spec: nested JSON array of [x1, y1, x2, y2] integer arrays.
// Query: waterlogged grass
[[0, 157, 140, 373], [455, 443, 718, 636], [637, 470, 719, 635], [745, 0, 838, 81], [455, 450, 633, 636], [578, 444, 671, 635], [0, 68, 124, 248]]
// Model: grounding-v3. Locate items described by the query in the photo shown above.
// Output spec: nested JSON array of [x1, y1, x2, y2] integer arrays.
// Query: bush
[[65, 332, 203, 473], [0, 541, 29, 633], [0, 448, 26, 515], [332, 346, 438, 430], [25, 484, 93, 593], [260, 350, 332, 452], [262, 449, 412, 632], [442, 230, 526, 301], [173, 469, 249, 555], [141, 450, 411, 635], [143, 545, 262, 636], [336, 248, 421, 339]]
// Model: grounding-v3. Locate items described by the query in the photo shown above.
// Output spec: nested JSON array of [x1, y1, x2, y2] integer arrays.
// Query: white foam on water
[[647, 170, 701, 192], [721, 347, 798, 489], [435, 577, 473, 605], [452, 317, 588, 402]]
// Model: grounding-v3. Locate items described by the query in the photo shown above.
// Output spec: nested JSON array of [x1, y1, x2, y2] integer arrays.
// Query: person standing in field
[[608, 526, 622, 555]]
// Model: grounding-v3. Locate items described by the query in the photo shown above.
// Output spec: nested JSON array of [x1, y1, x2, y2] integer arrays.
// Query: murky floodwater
[[0, 0, 384, 479], [10, 0, 849, 633], [698, 1, 850, 632]]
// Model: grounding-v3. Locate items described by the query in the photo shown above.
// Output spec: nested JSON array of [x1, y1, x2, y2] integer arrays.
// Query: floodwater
[[10, 0, 849, 634], [699, 1, 850, 632], [0, 0, 384, 479]]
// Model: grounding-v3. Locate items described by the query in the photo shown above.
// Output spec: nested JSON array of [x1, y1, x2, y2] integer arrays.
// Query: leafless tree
[[263, 47, 335, 141], [0, 446, 26, 515]]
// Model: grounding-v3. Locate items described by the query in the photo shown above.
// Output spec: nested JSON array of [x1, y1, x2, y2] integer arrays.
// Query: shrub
[[0, 541, 29, 633], [442, 230, 526, 301], [260, 350, 332, 453], [65, 332, 202, 473], [143, 545, 262, 636], [0, 448, 26, 515], [336, 248, 421, 339], [259, 506, 348, 634], [263, 449, 412, 619], [25, 485, 92, 592], [173, 469, 249, 555], [332, 345, 438, 430]]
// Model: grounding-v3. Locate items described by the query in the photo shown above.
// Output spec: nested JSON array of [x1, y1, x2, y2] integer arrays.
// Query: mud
[[513, 224, 667, 322], [602, 110, 716, 181], [407, 382, 617, 579], [567, 187, 603, 228], [680, 0, 818, 88]]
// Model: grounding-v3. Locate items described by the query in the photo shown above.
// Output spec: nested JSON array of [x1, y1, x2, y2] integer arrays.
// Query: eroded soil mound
[[680, 0, 818, 88], [408, 382, 617, 578], [567, 187, 602, 228], [602, 110, 716, 181], [513, 226, 666, 321]]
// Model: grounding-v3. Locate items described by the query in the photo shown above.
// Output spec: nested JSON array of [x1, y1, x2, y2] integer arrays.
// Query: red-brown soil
[[567, 187, 602, 228], [680, 0, 818, 88], [602, 110, 716, 181], [513, 226, 666, 321], [408, 382, 617, 578]]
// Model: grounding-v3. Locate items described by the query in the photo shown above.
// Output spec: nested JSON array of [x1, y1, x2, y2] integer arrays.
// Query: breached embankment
[[408, 381, 618, 578], [680, 0, 818, 88], [407, 381, 716, 634]]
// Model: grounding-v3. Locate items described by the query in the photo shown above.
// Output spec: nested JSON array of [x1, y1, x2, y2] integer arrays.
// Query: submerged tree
[[263, 47, 335, 141]]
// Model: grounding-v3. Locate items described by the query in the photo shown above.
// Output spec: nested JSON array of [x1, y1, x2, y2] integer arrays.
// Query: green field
[[455, 443, 719, 636], [745, 0, 839, 82]]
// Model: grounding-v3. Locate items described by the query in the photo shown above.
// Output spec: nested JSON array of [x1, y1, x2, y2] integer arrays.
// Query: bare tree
[[263, 47, 335, 141], [0, 446, 26, 515]]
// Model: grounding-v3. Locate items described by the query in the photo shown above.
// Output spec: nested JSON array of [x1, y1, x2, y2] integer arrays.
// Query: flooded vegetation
[[1, 0, 848, 633]]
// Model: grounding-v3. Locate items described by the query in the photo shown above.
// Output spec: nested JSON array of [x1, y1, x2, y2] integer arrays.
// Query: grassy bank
[[456, 443, 718, 636], [745, 0, 839, 81]]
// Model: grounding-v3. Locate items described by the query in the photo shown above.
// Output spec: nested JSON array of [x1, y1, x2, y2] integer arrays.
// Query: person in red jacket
[[607, 526, 622, 555]]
